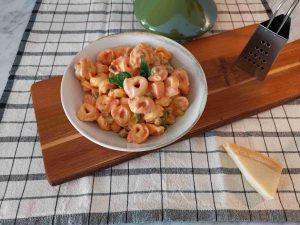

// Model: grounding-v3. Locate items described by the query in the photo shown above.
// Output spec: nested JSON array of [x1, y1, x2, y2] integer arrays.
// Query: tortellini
[[123, 76, 148, 99], [75, 43, 190, 144]]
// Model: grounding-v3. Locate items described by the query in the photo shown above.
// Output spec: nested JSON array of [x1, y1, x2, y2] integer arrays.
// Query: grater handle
[[276, 0, 300, 33], [266, 0, 288, 29]]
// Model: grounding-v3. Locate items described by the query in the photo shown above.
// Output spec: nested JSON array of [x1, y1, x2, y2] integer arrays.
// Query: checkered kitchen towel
[[1, 0, 300, 224]]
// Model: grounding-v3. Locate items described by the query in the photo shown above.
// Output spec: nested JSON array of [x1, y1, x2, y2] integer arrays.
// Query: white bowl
[[61, 32, 207, 152]]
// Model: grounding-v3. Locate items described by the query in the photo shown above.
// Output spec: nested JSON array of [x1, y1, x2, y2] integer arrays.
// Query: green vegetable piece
[[92, 93, 99, 100], [105, 115, 113, 125], [162, 111, 169, 121], [156, 111, 169, 127], [144, 91, 153, 98], [177, 111, 185, 116], [154, 118, 163, 126], [108, 72, 131, 88], [140, 57, 150, 78], [119, 129, 128, 138], [133, 113, 141, 122], [163, 124, 170, 130]]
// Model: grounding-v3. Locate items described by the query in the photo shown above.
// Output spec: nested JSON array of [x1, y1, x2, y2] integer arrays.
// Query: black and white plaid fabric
[[1, 0, 300, 224]]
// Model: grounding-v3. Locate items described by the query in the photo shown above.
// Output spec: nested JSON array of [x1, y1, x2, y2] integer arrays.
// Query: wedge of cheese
[[223, 143, 283, 200]]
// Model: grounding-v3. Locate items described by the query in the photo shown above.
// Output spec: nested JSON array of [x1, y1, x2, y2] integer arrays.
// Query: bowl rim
[[61, 31, 208, 152]]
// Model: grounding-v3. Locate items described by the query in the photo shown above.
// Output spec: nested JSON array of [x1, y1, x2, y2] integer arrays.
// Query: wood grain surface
[[31, 24, 300, 185]]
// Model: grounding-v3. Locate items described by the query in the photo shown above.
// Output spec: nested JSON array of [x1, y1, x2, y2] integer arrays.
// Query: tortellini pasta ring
[[77, 103, 99, 122], [127, 123, 150, 144], [123, 76, 149, 99], [128, 97, 155, 114], [111, 104, 132, 127]]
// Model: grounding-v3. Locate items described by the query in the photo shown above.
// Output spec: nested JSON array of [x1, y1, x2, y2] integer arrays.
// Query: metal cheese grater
[[236, 0, 299, 80]]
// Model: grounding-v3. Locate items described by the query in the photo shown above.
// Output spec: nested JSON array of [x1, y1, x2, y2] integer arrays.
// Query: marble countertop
[[0, 0, 35, 95], [0, 1, 299, 225]]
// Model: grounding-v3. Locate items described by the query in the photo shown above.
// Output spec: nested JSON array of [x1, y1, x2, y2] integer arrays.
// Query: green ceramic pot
[[134, 0, 218, 41]]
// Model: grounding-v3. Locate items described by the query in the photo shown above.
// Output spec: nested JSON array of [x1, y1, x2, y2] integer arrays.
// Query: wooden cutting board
[[31, 24, 300, 185]]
